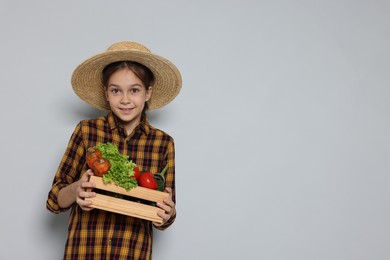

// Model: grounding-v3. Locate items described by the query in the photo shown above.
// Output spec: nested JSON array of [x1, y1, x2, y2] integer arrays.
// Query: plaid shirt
[[47, 112, 176, 260]]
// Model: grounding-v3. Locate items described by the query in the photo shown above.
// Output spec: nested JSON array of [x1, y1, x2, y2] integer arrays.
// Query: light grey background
[[1, 0, 389, 259]]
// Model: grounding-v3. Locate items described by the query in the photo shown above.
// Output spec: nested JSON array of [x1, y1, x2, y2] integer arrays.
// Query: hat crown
[[106, 41, 151, 53]]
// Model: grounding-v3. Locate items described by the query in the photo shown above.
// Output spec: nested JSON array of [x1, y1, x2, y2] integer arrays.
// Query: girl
[[46, 41, 182, 259]]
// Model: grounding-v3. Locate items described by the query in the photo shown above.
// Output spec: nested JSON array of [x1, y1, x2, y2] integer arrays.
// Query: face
[[105, 68, 152, 134]]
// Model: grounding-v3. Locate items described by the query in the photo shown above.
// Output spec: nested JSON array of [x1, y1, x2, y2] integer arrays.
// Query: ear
[[105, 89, 109, 101], [145, 86, 152, 101]]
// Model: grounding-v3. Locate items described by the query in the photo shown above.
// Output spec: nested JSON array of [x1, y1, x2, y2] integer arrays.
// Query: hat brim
[[71, 49, 182, 111]]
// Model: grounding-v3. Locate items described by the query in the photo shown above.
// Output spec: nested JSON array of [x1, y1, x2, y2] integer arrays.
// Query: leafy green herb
[[96, 143, 138, 190]]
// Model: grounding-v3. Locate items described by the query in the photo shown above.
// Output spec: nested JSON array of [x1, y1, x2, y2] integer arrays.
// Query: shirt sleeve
[[46, 122, 86, 213], [154, 139, 177, 230]]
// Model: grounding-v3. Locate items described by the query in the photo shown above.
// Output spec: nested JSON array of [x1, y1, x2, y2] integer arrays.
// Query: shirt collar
[[107, 111, 150, 135]]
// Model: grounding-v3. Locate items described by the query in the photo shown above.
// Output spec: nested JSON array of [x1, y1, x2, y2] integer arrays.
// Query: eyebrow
[[107, 83, 143, 88]]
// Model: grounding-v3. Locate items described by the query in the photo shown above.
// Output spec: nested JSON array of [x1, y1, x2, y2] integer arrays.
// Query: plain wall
[[1, 0, 390, 259]]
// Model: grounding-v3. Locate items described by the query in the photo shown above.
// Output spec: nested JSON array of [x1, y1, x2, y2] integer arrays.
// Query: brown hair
[[102, 61, 155, 114]]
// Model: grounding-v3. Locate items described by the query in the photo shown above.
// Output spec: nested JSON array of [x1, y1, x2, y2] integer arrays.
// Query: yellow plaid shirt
[[47, 112, 176, 259]]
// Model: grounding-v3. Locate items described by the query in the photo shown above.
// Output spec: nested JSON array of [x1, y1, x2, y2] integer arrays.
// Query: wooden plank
[[87, 193, 163, 223], [86, 175, 169, 223], [89, 176, 169, 202]]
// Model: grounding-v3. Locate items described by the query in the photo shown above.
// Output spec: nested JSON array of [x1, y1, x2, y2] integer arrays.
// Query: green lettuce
[[96, 143, 138, 190]]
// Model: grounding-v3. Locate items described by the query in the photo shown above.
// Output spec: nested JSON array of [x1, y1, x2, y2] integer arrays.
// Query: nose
[[120, 92, 131, 104]]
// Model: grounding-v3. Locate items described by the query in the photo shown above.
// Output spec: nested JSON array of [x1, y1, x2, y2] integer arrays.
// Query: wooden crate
[[86, 175, 169, 223]]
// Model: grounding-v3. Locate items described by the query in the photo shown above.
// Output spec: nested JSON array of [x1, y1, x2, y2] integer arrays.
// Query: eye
[[130, 87, 140, 94], [110, 88, 120, 94]]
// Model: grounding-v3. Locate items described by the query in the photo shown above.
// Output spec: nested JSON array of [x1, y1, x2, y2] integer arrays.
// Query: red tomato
[[86, 147, 102, 169], [138, 172, 158, 190], [132, 166, 141, 180], [93, 158, 110, 177]]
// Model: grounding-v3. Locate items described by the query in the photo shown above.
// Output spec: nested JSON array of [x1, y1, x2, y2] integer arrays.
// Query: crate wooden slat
[[86, 193, 163, 222], [86, 176, 169, 223], [89, 176, 169, 202]]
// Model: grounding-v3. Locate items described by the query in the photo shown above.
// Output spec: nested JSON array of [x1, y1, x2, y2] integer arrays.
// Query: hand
[[153, 187, 176, 227], [75, 169, 96, 211]]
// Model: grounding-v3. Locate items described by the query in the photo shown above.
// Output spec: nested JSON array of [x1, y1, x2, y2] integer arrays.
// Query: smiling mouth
[[120, 108, 133, 111]]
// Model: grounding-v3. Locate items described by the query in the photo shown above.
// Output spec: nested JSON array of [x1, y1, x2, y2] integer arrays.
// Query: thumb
[[82, 169, 94, 180]]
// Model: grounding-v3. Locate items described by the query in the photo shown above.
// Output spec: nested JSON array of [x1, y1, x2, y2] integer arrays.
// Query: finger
[[156, 201, 173, 215], [77, 197, 94, 211], [164, 187, 174, 201], [81, 169, 94, 180], [164, 187, 173, 199], [79, 170, 94, 184], [80, 203, 94, 211], [163, 197, 175, 208], [152, 218, 167, 227], [77, 197, 91, 206], [80, 181, 96, 189], [81, 207, 94, 211], [79, 190, 96, 199], [152, 221, 162, 227], [157, 210, 171, 222], [160, 194, 175, 209]]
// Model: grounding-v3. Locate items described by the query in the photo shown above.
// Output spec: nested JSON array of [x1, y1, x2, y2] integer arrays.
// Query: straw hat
[[71, 41, 182, 110]]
